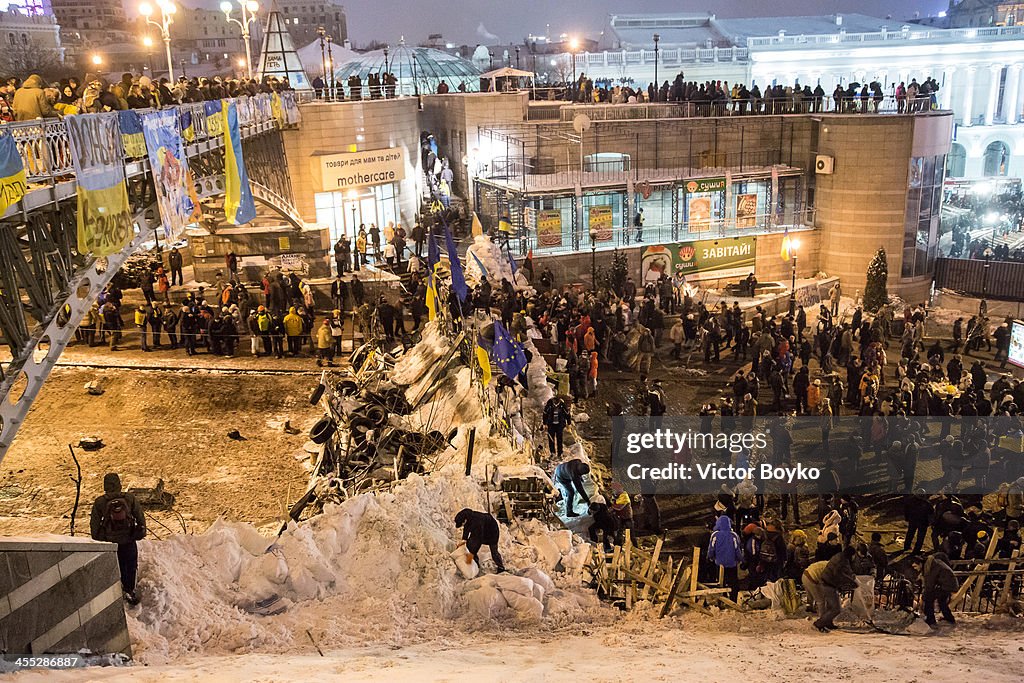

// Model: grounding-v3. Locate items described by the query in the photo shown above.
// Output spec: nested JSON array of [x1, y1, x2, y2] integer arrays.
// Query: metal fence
[[934, 257, 1024, 300], [2, 94, 285, 186]]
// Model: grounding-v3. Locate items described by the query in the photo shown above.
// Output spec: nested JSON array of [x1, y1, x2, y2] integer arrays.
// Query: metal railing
[[535, 95, 941, 118], [572, 46, 749, 67], [2, 93, 289, 186], [505, 211, 816, 258], [747, 23, 1024, 48]]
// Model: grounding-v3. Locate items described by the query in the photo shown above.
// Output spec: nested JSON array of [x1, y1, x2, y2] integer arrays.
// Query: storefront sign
[[588, 205, 614, 241], [315, 148, 406, 192], [641, 236, 756, 284], [736, 194, 758, 229], [537, 209, 562, 247], [684, 177, 726, 194]]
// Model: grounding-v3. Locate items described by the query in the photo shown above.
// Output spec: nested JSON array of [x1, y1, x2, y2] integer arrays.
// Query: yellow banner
[[0, 168, 26, 216], [76, 183, 134, 256]]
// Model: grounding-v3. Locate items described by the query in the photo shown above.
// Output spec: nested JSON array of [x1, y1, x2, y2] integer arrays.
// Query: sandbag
[[850, 575, 876, 621], [530, 534, 562, 570], [503, 589, 544, 621], [522, 567, 555, 595], [466, 584, 508, 618], [451, 543, 479, 579]]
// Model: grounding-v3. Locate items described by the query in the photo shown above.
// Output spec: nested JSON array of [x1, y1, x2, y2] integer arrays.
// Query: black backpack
[[759, 538, 778, 566], [103, 496, 135, 540]]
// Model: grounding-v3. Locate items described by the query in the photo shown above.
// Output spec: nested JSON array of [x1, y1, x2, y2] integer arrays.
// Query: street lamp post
[[142, 36, 154, 73], [326, 34, 335, 97], [220, 1, 259, 80], [789, 238, 801, 316], [515, 45, 520, 68], [653, 33, 660, 102], [568, 37, 579, 91], [590, 227, 598, 288], [139, 1, 177, 84], [317, 27, 327, 98]]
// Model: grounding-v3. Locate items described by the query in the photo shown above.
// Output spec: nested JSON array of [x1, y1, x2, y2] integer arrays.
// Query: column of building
[[962, 66, 977, 125], [1005, 63, 1022, 124], [985, 63, 1003, 125]]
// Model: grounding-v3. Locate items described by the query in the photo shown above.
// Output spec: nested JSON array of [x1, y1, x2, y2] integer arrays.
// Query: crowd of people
[[560, 72, 941, 115], [4, 71, 295, 121]]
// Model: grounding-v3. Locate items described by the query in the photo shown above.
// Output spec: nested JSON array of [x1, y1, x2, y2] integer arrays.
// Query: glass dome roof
[[333, 42, 482, 96]]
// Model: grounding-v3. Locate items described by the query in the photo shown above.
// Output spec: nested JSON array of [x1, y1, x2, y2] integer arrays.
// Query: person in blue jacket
[[708, 514, 743, 601]]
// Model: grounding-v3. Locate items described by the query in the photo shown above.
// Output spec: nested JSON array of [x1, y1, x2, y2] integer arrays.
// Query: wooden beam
[[659, 561, 690, 618]]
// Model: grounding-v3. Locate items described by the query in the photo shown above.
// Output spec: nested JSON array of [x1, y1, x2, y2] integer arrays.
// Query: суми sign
[[314, 148, 406, 191]]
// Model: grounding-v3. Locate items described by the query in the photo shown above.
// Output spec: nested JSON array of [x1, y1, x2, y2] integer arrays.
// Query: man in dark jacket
[[543, 396, 571, 458], [90, 473, 146, 604], [454, 508, 505, 572], [903, 490, 932, 554], [587, 495, 621, 552], [553, 458, 590, 517], [806, 546, 858, 631], [920, 552, 958, 627]]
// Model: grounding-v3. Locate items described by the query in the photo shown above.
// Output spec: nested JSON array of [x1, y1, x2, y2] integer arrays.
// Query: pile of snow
[[463, 566, 598, 622], [465, 235, 531, 290], [129, 472, 604, 664], [391, 321, 451, 389]]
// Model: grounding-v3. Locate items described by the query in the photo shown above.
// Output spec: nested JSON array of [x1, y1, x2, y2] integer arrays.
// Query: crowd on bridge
[[561, 72, 941, 115], [3, 71, 296, 122]]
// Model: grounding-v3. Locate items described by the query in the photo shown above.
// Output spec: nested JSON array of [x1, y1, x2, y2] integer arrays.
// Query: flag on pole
[[475, 343, 492, 385], [444, 224, 469, 303], [426, 230, 441, 319], [471, 212, 484, 237], [470, 249, 489, 280], [492, 320, 528, 379], [0, 131, 26, 216], [507, 251, 519, 276]]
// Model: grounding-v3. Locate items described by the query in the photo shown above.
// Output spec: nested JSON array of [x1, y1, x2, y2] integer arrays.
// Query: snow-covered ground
[[7, 614, 1023, 682]]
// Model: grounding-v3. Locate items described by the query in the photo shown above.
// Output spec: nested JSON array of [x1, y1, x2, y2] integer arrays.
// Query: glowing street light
[[567, 36, 580, 91], [140, 1, 177, 83], [220, 0, 259, 79], [91, 54, 103, 66], [789, 237, 801, 316], [142, 35, 154, 72]]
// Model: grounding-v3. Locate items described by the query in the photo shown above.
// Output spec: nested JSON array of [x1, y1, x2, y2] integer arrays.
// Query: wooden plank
[[688, 547, 700, 603], [640, 538, 664, 601], [997, 549, 1020, 610], [659, 561, 690, 618], [675, 588, 731, 599], [624, 530, 633, 609]]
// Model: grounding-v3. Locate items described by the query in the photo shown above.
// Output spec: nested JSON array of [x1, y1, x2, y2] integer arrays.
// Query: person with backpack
[[90, 472, 146, 605], [708, 514, 743, 601]]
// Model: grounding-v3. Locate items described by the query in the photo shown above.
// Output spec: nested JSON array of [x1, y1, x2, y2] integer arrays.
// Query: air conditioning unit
[[815, 155, 835, 174]]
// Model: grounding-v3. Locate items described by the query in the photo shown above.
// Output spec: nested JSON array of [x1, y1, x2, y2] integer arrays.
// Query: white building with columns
[[569, 12, 1024, 179]]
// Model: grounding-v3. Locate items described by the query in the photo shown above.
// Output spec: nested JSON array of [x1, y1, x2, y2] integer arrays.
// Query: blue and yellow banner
[[204, 100, 224, 138], [142, 109, 201, 242], [178, 108, 195, 143], [0, 131, 26, 216], [66, 113, 133, 256], [117, 110, 147, 160], [222, 100, 257, 225]]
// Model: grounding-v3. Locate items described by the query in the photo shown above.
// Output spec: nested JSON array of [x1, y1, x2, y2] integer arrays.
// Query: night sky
[[2, 0, 955, 46], [337, 0, 951, 47]]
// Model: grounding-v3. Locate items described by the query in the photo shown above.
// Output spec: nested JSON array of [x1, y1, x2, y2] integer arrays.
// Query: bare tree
[[0, 44, 65, 82]]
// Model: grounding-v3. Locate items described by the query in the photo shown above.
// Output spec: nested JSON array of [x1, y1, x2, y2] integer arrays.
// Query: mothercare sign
[[315, 148, 406, 191]]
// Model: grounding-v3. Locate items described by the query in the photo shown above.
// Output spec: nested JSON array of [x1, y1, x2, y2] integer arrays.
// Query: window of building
[[902, 154, 945, 278], [6, 33, 13, 47], [983, 140, 1010, 176], [946, 143, 966, 177]]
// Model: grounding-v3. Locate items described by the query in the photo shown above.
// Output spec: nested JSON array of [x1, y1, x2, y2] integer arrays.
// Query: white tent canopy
[[479, 67, 535, 80]]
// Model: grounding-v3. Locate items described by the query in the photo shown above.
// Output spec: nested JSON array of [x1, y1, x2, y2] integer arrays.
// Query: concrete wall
[[419, 92, 529, 207], [282, 98, 422, 227], [0, 539, 131, 656], [814, 113, 953, 304]]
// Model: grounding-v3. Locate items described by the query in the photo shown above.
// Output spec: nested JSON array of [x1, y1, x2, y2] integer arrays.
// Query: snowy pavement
[[4, 615, 1023, 682]]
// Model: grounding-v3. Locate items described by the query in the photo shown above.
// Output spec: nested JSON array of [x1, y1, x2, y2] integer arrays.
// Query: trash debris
[[78, 437, 104, 451], [84, 381, 104, 396], [227, 430, 246, 441]]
